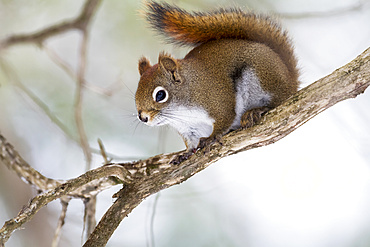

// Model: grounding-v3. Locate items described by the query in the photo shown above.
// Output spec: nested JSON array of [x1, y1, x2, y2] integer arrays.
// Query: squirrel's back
[[145, 1, 299, 81]]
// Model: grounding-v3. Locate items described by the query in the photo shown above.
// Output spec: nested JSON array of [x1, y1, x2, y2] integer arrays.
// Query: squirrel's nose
[[138, 111, 148, 123]]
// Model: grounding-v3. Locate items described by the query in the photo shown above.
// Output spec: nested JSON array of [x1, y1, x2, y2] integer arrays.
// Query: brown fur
[[136, 1, 300, 150]]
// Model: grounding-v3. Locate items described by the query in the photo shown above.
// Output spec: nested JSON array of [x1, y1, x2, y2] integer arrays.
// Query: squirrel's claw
[[170, 149, 196, 165]]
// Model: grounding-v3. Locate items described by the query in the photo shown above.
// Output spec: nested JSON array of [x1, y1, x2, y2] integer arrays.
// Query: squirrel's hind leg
[[240, 107, 270, 128]]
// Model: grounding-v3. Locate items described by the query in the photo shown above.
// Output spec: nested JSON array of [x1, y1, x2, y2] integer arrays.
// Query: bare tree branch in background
[[0, 0, 369, 246], [0, 0, 102, 164], [0, 0, 102, 49], [0, 131, 132, 245], [52, 197, 71, 247], [0, 0, 104, 246], [75, 12, 93, 171]]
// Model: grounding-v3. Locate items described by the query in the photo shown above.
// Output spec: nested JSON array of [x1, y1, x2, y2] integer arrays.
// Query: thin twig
[[0, 58, 75, 148], [74, 29, 92, 171], [43, 45, 118, 97], [43, 45, 75, 77], [52, 197, 71, 247], [73, 0, 103, 172], [83, 196, 97, 240], [98, 139, 112, 164], [0, 0, 102, 49]]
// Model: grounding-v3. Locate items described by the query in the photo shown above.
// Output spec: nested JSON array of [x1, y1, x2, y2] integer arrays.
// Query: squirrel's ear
[[138, 57, 151, 76], [158, 53, 181, 82]]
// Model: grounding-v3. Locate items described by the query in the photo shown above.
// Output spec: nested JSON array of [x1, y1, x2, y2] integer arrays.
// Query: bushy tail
[[144, 1, 298, 79]]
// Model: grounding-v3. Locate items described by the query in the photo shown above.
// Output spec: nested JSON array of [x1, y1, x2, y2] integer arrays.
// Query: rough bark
[[83, 46, 370, 246]]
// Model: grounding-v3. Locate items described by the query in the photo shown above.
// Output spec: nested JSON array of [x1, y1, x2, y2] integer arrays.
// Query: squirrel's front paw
[[170, 135, 223, 164]]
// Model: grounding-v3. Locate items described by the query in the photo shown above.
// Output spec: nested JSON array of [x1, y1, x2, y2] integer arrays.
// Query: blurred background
[[0, 0, 370, 246]]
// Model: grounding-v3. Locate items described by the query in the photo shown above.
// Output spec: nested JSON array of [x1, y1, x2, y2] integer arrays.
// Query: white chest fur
[[150, 68, 269, 150], [159, 105, 215, 150], [230, 67, 271, 130]]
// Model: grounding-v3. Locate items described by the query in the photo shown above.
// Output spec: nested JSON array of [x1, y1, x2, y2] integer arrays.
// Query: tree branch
[[83, 46, 370, 246], [0, 162, 131, 245], [75, 14, 93, 171], [0, 0, 102, 49], [51, 197, 71, 247], [1, 45, 369, 246], [0, 134, 62, 192]]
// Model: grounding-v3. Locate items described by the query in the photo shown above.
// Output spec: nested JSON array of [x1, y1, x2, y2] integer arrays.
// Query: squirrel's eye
[[152, 86, 169, 103], [156, 90, 166, 102]]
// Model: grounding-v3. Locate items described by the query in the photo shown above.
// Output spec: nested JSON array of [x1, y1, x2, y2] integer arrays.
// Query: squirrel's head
[[135, 53, 183, 126]]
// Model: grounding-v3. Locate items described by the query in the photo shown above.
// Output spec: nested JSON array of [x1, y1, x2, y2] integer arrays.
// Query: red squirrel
[[135, 1, 299, 158]]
